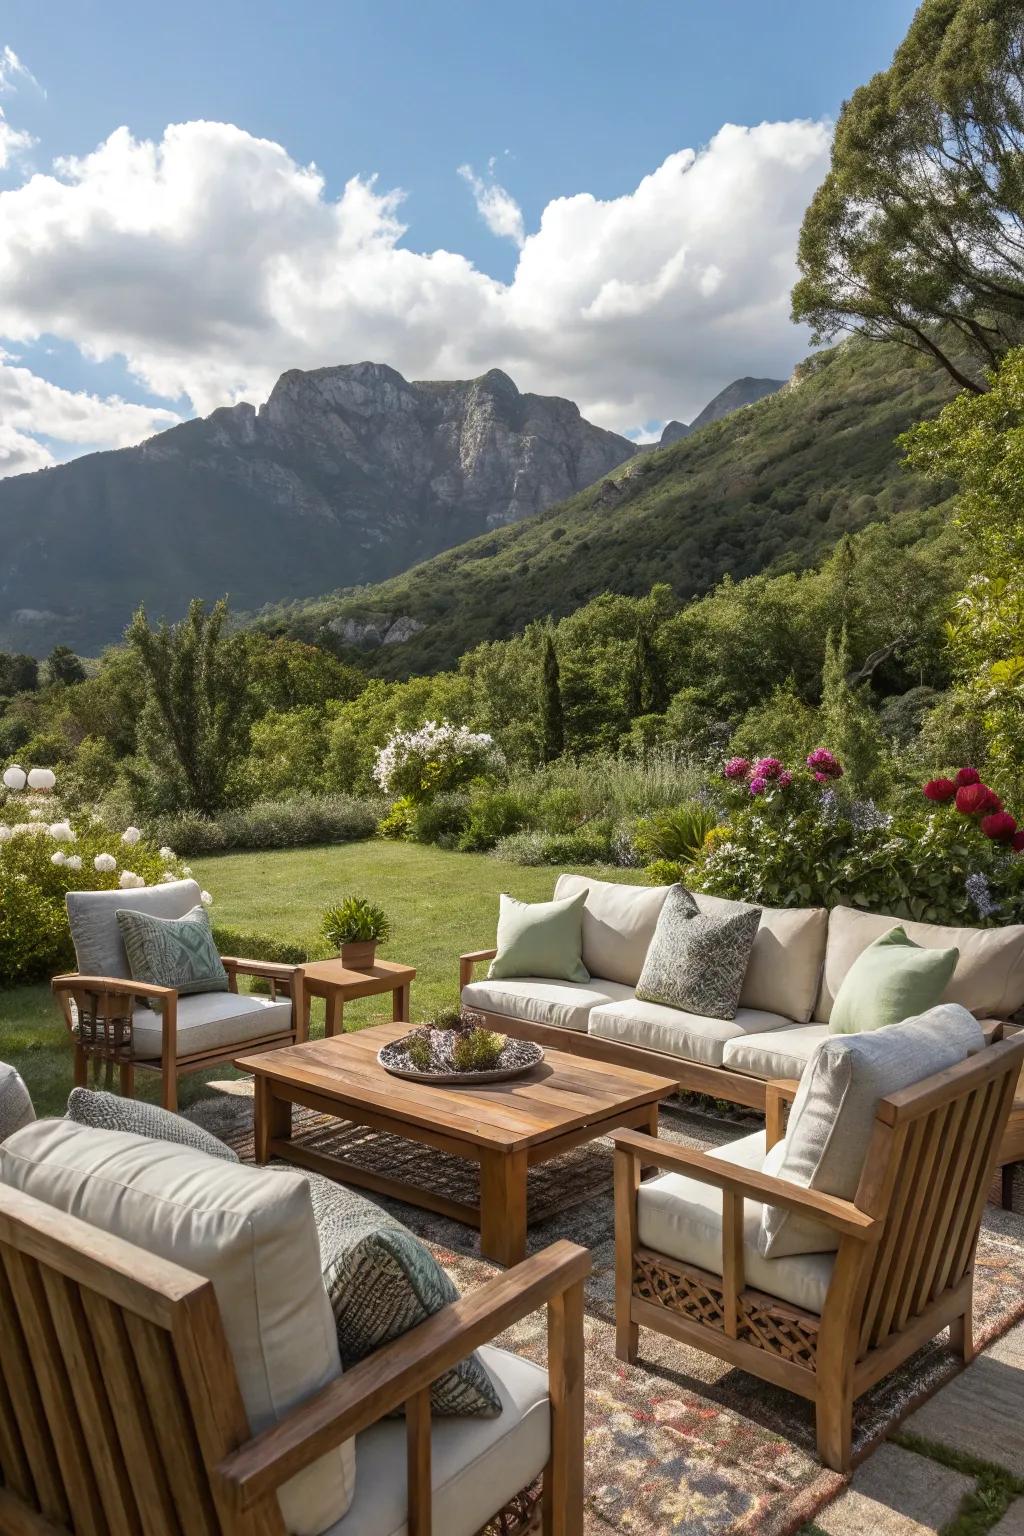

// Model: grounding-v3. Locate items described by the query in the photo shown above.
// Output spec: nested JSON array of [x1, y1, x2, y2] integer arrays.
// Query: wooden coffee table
[[236, 1022, 675, 1265], [300, 958, 415, 1037]]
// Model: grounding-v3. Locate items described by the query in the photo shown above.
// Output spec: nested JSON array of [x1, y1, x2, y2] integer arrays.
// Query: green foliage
[[451, 1027, 505, 1073], [643, 859, 689, 886], [209, 926, 310, 966], [538, 629, 564, 764], [320, 896, 391, 947], [819, 626, 887, 795], [404, 1031, 433, 1072], [729, 684, 821, 764], [458, 786, 533, 851], [492, 825, 614, 866], [0, 653, 39, 696], [154, 794, 379, 856], [407, 793, 470, 848], [378, 796, 416, 839], [45, 646, 86, 688], [632, 803, 717, 865]]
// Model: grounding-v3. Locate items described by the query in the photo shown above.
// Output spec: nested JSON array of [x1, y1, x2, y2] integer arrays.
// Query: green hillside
[[255, 338, 958, 677]]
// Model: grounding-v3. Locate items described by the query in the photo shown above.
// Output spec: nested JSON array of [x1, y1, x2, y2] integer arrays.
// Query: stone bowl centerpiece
[[378, 1008, 544, 1085]]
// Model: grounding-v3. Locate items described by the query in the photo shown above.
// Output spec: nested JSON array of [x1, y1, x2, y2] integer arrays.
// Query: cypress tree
[[539, 629, 564, 763]]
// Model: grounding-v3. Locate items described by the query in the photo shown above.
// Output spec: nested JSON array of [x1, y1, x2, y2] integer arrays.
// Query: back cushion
[[66, 878, 204, 980], [695, 895, 827, 1022], [816, 905, 1024, 1023], [0, 1120, 354, 1534], [554, 873, 671, 985], [760, 1004, 984, 1259]]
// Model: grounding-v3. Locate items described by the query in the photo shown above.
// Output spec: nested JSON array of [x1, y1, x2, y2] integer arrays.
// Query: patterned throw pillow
[[295, 1168, 501, 1418], [116, 903, 229, 1004], [0, 1063, 35, 1143], [66, 1088, 239, 1162], [635, 884, 761, 1020]]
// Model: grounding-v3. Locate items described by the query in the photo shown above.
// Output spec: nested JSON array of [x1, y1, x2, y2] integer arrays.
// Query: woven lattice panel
[[632, 1252, 820, 1366], [739, 1293, 820, 1367], [632, 1251, 728, 1331]]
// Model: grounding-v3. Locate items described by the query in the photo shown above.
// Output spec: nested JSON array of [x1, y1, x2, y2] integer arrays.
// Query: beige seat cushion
[[637, 1130, 834, 1315], [328, 1346, 549, 1536], [0, 1120, 354, 1534], [588, 996, 794, 1068], [461, 976, 634, 1033], [129, 991, 293, 1060], [721, 1024, 829, 1081], [816, 905, 1024, 1023], [761, 1005, 985, 1259], [66, 878, 205, 979], [694, 895, 827, 1022], [553, 873, 671, 986]]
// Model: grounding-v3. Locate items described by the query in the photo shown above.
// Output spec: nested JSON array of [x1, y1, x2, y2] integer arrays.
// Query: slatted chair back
[[853, 1035, 1024, 1362], [0, 1180, 285, 1536]]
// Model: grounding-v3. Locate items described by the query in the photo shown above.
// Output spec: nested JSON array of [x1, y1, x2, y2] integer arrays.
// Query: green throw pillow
[[487, 890, 590, 983], [116, 903, 229, 1004], [829, 926, 958, 1035]]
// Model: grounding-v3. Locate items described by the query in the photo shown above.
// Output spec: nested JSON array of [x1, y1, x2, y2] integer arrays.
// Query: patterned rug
[[190, 1088, 1024, 1536]]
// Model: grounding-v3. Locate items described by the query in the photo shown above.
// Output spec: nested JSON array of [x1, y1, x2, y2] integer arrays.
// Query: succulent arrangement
[[383, 1008, 542, 1081]]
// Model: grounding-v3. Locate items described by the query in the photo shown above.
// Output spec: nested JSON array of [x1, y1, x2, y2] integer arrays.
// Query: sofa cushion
[[815, 905, 1024, 1023], [636, 1130, 834, 1315], [488, 890, 589, 983], [117, 902, 229, 1003], [829, 926, 958, 1035], [636, 886, 761, 1021], [325, 1346, 549, 1536], [461, 976, 635, 1034], [66, 1086, 239, 1161], [588, 996, 795, 1068], [695, 895, 827, 1023], [0, 1062, 34, 1143], [554, 873, 671, 986], [0, 1119, 354, 1535], [761, 1004, 985, 1259], [128, 990, 293, 1060], [721, 1024, 829, 1081], [66, 878, 204, 981]]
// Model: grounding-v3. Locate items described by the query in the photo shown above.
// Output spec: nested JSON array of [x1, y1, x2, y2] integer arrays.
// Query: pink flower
[[753, 757, 783, 780], [983, 787, 1003, 813], [955, 782, 991, 816], [956, 766, 981, 787], [724, 757, 751, 781], [923, 777, 957, 803], [807, 747, 844, 779], [748, 776, 768, 796], [981, 811, 1018, 842], [778, 770, 793, 788]]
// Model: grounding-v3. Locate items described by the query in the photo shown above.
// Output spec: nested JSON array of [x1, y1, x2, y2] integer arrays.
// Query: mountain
[[0, 362, 636, 655], [257, 339, 958, 676], [656, 376, 785, 447]]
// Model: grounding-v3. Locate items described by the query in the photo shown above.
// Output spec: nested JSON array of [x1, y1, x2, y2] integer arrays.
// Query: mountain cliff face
[[0, 362, 635, 655], [656, 376, 785, 447]]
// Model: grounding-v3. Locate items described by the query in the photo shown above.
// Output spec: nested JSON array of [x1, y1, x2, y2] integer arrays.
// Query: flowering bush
[[373, 721, 504, 803]]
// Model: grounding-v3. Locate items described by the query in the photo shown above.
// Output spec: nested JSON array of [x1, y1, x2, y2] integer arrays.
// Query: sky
[[0, 0, 919, 476]]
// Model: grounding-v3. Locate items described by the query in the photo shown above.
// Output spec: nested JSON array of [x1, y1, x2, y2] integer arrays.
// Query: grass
[[2, 839, 641, 1119]]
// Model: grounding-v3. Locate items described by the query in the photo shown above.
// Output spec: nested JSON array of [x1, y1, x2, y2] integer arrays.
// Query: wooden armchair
[[0, 1181, 590, 1536], [614, 1035, 1024, 1472]]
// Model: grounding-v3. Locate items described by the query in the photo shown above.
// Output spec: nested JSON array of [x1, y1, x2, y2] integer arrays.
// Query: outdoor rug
[[190, 1088, 1024, 1536]]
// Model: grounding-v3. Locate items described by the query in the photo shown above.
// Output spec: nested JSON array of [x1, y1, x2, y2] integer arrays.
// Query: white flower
[[160, 871, 176, 883], [182, 865, 192, 876], [200, 890, 213, 905], [121, 826, 142, 845], [65, 854, 82, 871], [2, 765, 27, 791], [0, 825, 10, 842], [27, 767, 56, 791], [51, 850, 66, 866], [159, 846, 175, 861], [94, 853, 116, 873], [48, 821, 75, 842], [119, 870, 145, 889], [28, 807, 43, 820]]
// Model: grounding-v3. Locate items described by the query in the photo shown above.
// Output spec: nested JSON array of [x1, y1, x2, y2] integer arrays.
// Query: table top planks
[[300, 959, 416, 996], [236, 1021, 676, 1151]]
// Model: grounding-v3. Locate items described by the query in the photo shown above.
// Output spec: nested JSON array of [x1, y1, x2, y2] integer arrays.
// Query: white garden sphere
[[94, 853, 116, 873], [65, 854, 82, 871], [48, 821, 75, 842], [121, 826, 141, 845], [119, 870, 145, 889], [51, 851, 66, 866], [2, 765, 26, 791], [27, 767, 56, 791]]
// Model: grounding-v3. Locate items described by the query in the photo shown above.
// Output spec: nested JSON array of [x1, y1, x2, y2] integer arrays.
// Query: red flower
[[956, 767, 981, 787], [1012, 831, 1024, 853], [955, 782, 993, 816], [982, 811, 1018, 841], [923, 777, 957, 803], [983, 787, 1003, 813]]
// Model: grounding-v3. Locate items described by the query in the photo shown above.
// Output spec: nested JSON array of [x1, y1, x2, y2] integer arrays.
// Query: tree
[[538, 629, 564, 764], [126, 599, 252, 814], [0, 652, 39, 695], [625, 626, 670, 720], [45, 645, 86, 688], [820, 626, 886, 795], [792, 0, 1024, 393]]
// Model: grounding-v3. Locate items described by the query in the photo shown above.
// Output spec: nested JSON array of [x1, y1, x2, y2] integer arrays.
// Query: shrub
[[492, 825, 614, 866], [632, 802, 718, 865], [154, 794, 379, 855], [491, 830, 549, 865], [210, 925, 311, 965], [409, 793, 469, 847], [644, 859, 688, 885], [373, 720, 503, 802], [458, 786, 533, 851], [378, 796, 415, 839]]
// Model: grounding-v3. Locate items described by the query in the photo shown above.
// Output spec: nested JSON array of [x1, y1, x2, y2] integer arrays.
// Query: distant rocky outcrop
[[655, 376, 786, 446]]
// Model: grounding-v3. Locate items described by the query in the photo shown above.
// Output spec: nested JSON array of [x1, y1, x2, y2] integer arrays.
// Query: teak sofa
[[461, 874, 1024, 1109]]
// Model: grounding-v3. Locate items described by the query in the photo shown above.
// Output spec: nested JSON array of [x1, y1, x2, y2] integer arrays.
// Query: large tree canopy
[[792, 0, 1024, 392]]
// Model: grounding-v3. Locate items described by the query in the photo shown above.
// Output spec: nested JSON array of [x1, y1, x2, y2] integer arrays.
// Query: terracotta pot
[[340, 940, 377, 971]]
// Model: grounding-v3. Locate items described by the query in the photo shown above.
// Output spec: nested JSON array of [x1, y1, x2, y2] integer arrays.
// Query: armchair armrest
[[220, 957, 302, 987], [460, 947, 497, 990], [215, 1239, 591, 1512], [765, 1077, 801, 1150], [612, 1129, 880, 1243], [52, 973, 176, 1002]]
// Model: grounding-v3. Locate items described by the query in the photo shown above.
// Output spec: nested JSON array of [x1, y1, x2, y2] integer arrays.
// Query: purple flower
[[753, 757, 783, 780], [724, 757, 750, 781], [749, 775, 768, 796], [777, 770, 793, 788], [807, 747, 844, 780], [965, 871, 1000, 919]]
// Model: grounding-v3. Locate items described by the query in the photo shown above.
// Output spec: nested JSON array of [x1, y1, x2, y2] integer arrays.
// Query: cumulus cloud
[[0, 115, 830, 440], [458, 162, 525, 247], [0, 111, 33, 170], [0, 359, 181, 478]]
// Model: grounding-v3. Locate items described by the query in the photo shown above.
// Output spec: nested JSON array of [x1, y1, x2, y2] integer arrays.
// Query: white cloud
[[0, 45, 39, 94], [0, 359, 180, 478], [0, 111, 33, 170], [458, 162, 525, 247], [0, 116, 830, 441]]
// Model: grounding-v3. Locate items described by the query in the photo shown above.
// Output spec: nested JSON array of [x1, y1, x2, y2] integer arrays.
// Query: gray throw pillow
[[635, 885, 761, 1020], [66, 1088, 239, 1162], [0, 1063, 35, 1143], [297, 1168, 501, 1417], [116, 903, 229, 1004]]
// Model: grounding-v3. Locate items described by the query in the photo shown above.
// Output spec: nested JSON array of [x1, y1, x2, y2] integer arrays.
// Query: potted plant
[[321, 896, 391, 970]]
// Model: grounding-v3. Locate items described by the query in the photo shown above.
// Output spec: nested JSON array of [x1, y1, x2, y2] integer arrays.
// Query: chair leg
[[950, 1306, 974, 1364], [815, 1378, 853, 1473], [119, 1062, 135, 1098], [73, 1044, 88, 1088], [161, 1062, 178, 1112]]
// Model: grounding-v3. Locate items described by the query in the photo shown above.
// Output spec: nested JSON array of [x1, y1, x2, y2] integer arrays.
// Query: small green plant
[[451, 1027, 505, 1073], [643, 858, 688, 886], [427, 1005, 465, 1031], [378, 795, 415, 839], [404, 1030, 434, 1072], [633, 801, 717, 865], [320, 896, 391, 947]]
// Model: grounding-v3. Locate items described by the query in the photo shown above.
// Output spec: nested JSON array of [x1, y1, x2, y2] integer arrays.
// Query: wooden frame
[[613, 1036, 1024, 1471], [52, 958, 306, 1113], [0, 1180, 590, 1535]]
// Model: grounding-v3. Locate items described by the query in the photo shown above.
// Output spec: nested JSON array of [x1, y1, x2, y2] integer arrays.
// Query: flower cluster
[[373, 721, 504, 801], [921, 766, 1024, 849], [806, 747, 844, 783]]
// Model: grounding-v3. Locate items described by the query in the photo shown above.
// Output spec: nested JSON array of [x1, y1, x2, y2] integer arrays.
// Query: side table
[[302, 958, 416, 1038]]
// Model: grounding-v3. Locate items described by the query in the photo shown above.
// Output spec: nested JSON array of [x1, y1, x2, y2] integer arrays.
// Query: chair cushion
[[815, 904, 1024, 1023], [694, 895, 827, 1023], [829, 925, 958, 1035], [488, 890, 589, 983], [461, 976, 635, 1034], [554, 873, 671, 986], [588, 997, 794, 1068], [117, 902, 229, 1003], [0, 1119, 354, 1535], [635, 886, 761, 1021], [720, 1024, 829, 1081], [66, 1087, 239, 1161], [636, 1130, 834, 1315], [0, 1062, 35, 1143], [761, 1004, 985, 1259], [325, 1346, 549, 1536], [129, 991, 293, 1060], [66, 878, 204, 980]]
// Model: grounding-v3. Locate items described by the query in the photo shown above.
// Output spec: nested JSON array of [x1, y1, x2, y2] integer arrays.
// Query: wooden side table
[[301, 958, 415, 1038]]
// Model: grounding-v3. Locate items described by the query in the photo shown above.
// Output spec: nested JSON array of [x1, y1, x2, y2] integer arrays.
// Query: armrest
[[215, 1239, 591, 1511], [765, 1078, 801, 1150], [613, 1129, 880, 1243], [51, 973, 176, 1002], [459, 948, 497, 990], [220, 957, 302, 985], [980, 1018, 1006, 1044]]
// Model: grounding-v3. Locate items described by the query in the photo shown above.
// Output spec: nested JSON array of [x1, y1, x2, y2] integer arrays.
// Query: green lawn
[[2, 841, 640, 1118]]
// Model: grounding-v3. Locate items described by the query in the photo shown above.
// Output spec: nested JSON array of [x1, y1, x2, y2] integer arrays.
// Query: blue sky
[[0, 0, 918, 471]]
